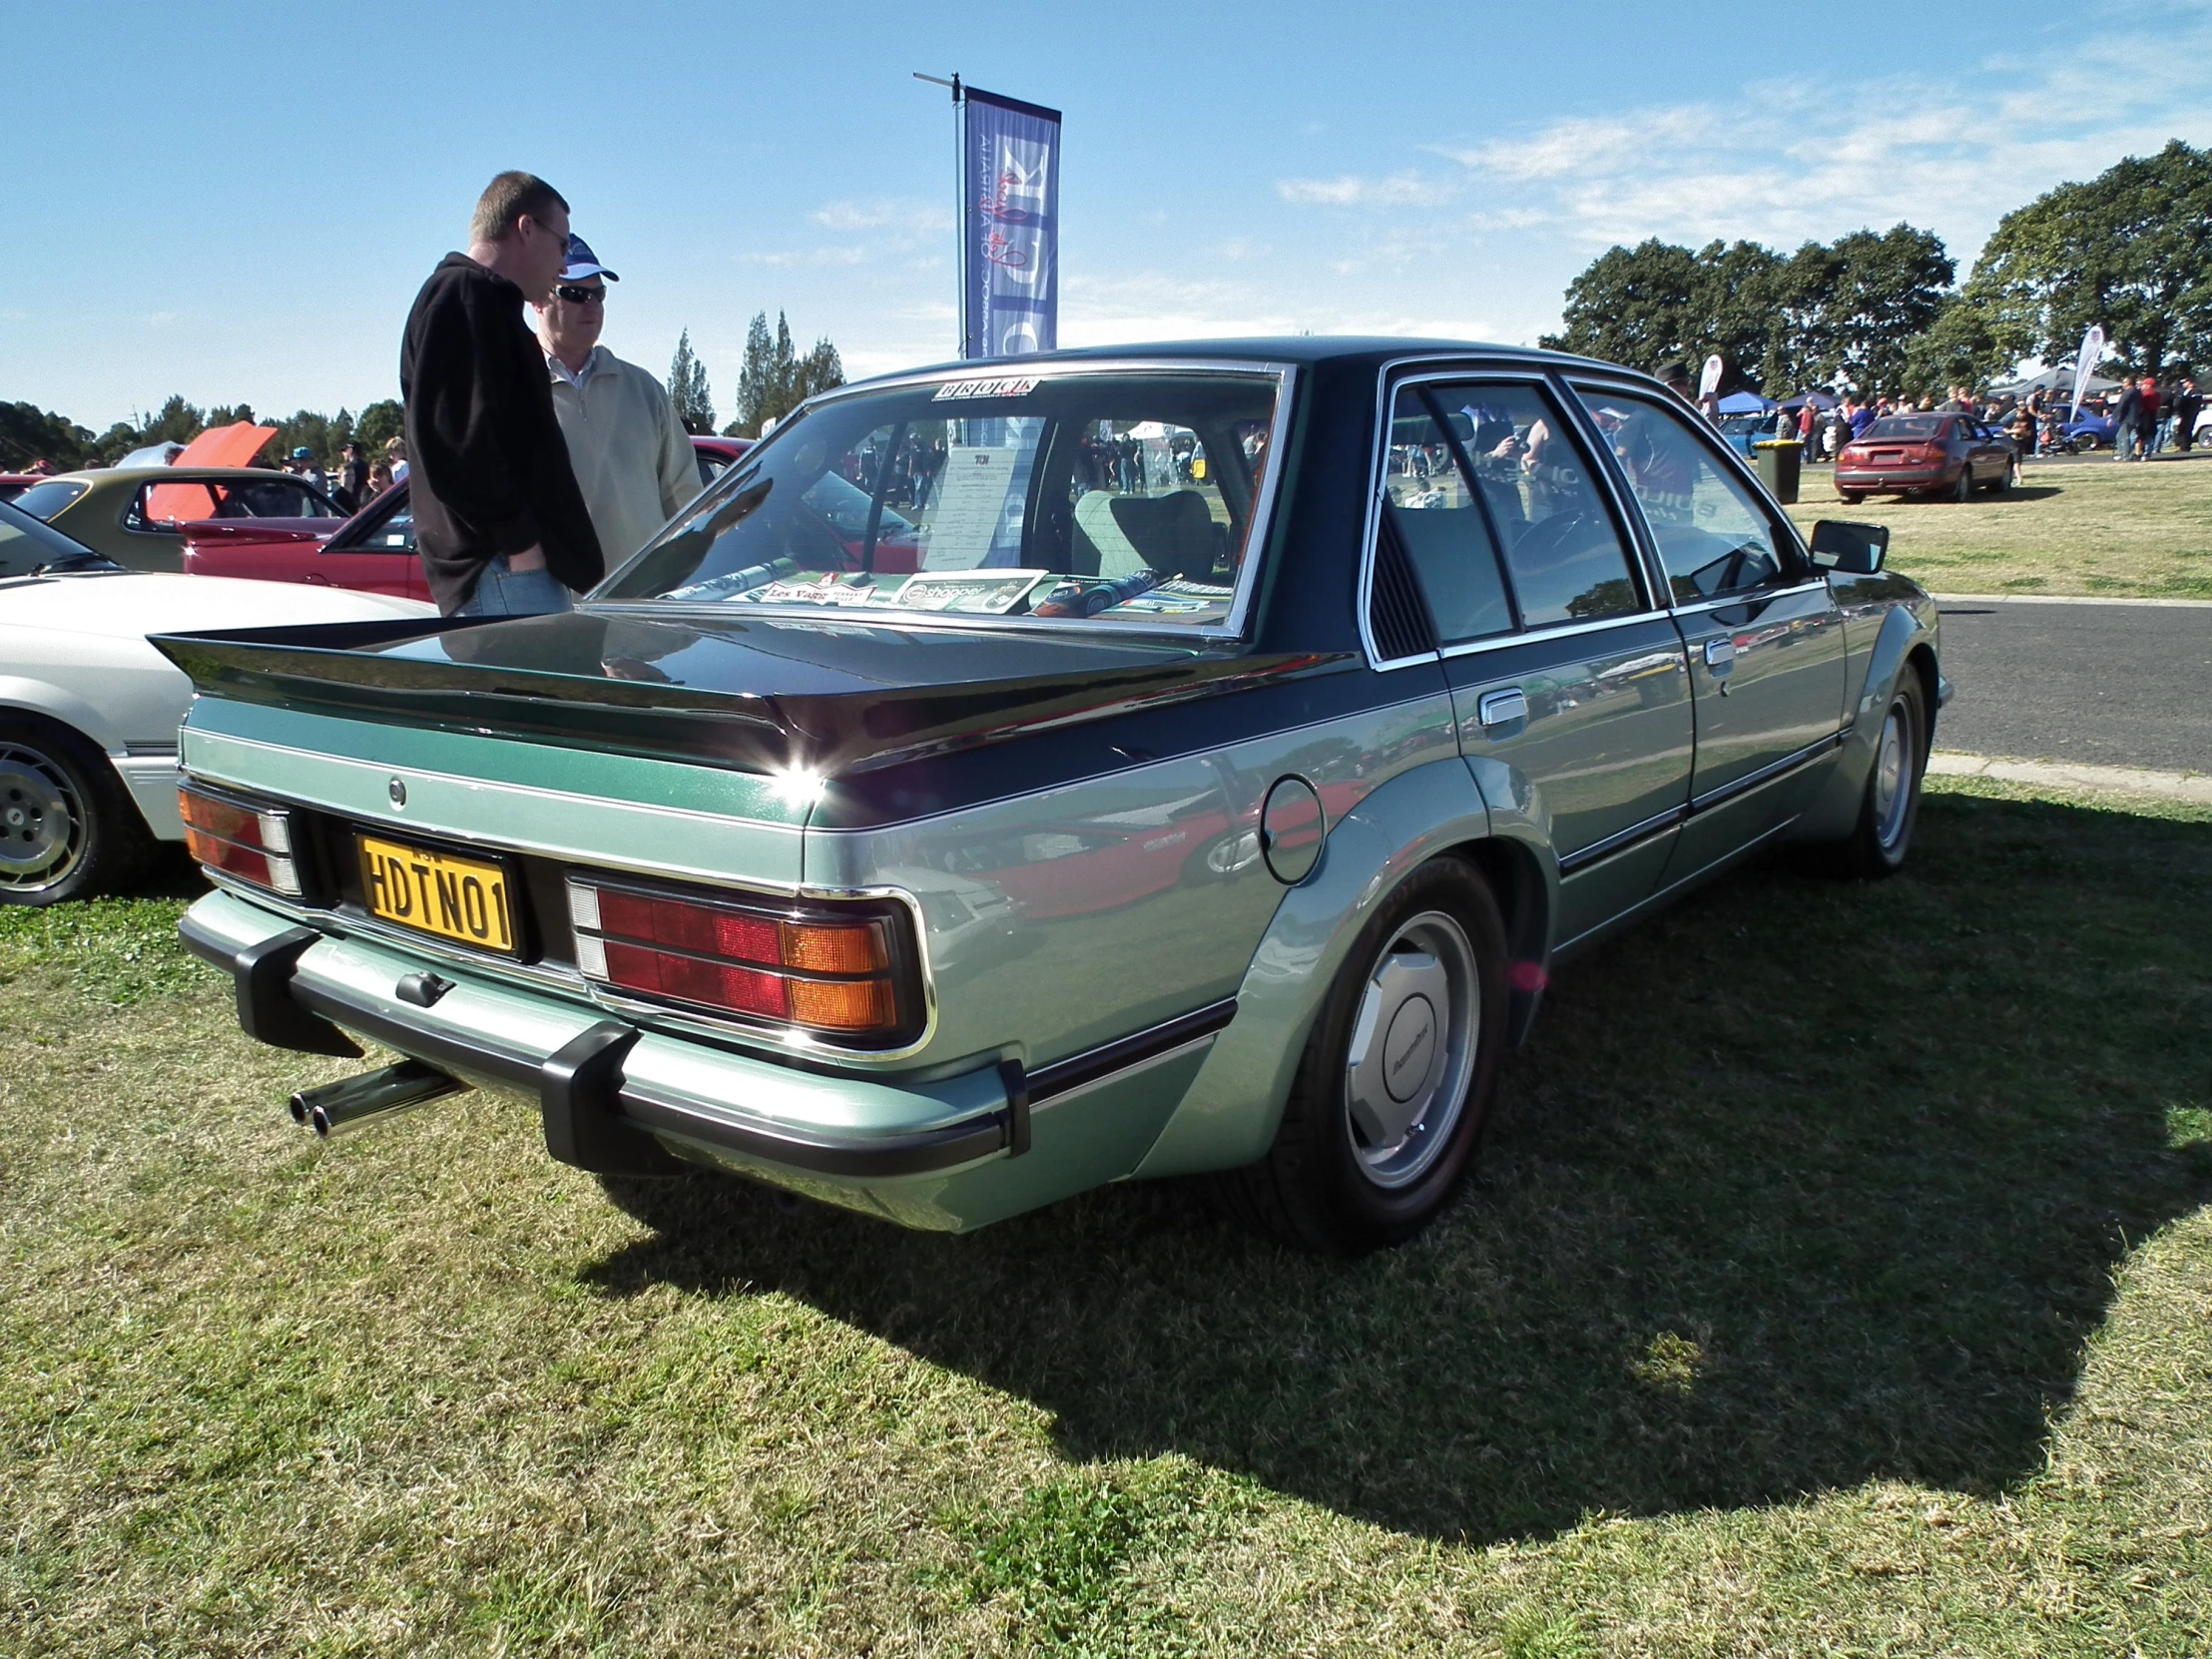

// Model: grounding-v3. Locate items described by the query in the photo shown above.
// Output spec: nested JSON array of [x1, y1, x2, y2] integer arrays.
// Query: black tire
[[1982, 457, 2016, 494], [1951, 467, 1973, 502], [1804, 668, 1929, 879], [1218, 855, 1507, 1254], [1838, 490, 1866, 506], [0, 715, 155, 906]]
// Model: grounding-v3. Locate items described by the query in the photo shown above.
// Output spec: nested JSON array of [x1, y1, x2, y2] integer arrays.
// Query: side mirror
[[1808, 519, 1890, 575]]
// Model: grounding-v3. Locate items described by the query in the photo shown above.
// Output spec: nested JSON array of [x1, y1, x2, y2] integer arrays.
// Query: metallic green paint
[[1132, 752, 1488, 1179]]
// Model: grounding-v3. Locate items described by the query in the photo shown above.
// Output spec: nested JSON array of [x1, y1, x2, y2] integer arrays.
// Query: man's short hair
[[470, 171, 568, 245]]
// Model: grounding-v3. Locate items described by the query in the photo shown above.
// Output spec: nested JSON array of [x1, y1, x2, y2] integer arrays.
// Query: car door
[[1377, 374, 1694, 947], [1568, 381, 1849, 884], [313, 489, 421, 598]]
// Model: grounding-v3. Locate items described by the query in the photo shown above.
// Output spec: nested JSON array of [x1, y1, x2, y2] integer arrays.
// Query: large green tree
[[1965, 139, 2212, 375], [729, 311, 843, 436], [667, 329, 716, 434], [1545, 224, 1954, 396], [0, 402, 98, 470]]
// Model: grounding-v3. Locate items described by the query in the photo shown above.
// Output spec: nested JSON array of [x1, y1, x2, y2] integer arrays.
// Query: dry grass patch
[[3, 779, 2209, 1654], [1784, 456, 2212, 599]]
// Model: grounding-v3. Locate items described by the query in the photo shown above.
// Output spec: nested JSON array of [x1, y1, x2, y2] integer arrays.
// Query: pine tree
[[667, 329, 716, 434], [730, 310, 845, 436]]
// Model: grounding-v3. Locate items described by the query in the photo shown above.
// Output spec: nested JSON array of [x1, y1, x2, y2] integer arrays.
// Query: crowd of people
[[1730, 373, 2202, 464]]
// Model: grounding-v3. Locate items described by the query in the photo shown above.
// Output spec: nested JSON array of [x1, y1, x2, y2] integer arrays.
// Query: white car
[[0, 499, 434, 905]]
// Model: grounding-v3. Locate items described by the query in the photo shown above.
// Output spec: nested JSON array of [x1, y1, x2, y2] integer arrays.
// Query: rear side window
[[1382, 386, 1512, 644], [1571, 386, 1793, 602], [11, 480, 87, 520], [1417, 381, 1645, 630]]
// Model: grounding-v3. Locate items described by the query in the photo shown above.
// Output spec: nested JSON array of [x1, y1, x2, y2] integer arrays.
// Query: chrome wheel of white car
[[0, 742, 86, 896], [1342, 910, 1479, 1190]]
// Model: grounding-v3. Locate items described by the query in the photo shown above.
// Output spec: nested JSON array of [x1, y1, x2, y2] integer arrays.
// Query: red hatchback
[[1835, 413, 2018, 503], [183, 437, 753, 596]]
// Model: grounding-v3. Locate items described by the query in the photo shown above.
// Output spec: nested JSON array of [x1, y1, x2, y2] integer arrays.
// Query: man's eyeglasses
[[555, 284, 607, 305]]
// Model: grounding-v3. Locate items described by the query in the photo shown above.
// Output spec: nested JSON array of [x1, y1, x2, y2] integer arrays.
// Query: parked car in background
[[12, 467, 346, 572], [183, 437, 753, 596], [161, 339, 1944, 1254], [1716, 412, 1772, 458], [2058, 410, 2117, 452], [1835, 414, 2018, 502], [0, 498, 432, 905]]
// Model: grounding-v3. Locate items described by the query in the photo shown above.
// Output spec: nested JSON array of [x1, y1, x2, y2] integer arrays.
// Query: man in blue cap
[[528, 233, 699, 566], [285, 445, 328, 494]]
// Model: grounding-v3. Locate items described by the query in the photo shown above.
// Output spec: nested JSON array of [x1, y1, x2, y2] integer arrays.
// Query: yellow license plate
[[358, 835, 516, 953]]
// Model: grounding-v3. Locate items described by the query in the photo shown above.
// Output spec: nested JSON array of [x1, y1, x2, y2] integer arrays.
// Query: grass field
[[1782, 454, 2212, 600], [4, 776, 2209, 1657]]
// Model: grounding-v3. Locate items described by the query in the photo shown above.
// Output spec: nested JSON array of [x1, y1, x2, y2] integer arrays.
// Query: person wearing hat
[[286, 445, 329, 494], [528, 233, 699, 568]]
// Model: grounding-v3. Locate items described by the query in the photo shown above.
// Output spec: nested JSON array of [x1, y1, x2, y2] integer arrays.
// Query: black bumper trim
[[1024, 997, 1238, 1104], [181, 912, 360, 1058]]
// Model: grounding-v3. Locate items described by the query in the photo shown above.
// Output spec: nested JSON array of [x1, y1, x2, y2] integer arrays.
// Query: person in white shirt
[[529, 235, 698, 566]]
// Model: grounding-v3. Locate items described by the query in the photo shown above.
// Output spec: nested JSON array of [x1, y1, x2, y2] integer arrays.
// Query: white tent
[[1991, 365, 2122, 397]]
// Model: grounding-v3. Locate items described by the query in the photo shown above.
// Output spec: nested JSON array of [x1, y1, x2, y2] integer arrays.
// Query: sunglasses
[[555, 283, 607, 305]]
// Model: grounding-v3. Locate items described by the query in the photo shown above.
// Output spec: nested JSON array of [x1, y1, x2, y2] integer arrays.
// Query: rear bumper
[[180, 888, 1020, 1181], [180, 888, 1228, 1230], [1835, 465, 1951, 490]]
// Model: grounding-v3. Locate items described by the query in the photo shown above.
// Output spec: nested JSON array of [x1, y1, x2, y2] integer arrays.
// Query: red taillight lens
[[179, 783, 300, 896], [568, 878, 906, 1038]]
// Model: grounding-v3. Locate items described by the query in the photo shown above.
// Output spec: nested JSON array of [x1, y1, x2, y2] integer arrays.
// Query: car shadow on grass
[[581, 789, 2212, 1544]]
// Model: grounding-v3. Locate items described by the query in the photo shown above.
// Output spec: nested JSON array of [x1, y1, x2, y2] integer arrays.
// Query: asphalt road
[[1931, 599, 2212, 772]]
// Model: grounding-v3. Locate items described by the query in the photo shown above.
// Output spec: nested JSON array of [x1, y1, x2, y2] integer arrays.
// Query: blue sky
[[7, 0, 2209, 428]]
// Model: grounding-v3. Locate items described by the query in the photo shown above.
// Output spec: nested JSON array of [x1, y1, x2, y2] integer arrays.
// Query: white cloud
[[812, 199, 950, 238], [1275, 172, 1455, 208]]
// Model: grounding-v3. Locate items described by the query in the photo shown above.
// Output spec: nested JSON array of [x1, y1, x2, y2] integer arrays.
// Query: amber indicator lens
[[567, 878, 902, 1036], [179, 784, 300, 896]]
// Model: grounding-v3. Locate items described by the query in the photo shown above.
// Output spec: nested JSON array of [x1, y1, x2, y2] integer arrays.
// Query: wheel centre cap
[[1382, 996, 1436, 1104]]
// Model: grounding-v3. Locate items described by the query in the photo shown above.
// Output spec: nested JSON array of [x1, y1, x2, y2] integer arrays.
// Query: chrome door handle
[[1703, 638, 1736, 675], [1477, 688, 1527, 728]]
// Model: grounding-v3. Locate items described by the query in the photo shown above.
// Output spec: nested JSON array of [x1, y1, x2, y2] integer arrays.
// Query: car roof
[[841, 335, 1663, 389], [45, 466, 303, 485]]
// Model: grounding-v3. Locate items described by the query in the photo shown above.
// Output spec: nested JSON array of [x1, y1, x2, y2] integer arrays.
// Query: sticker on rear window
[[932, 376, 1040, 401]]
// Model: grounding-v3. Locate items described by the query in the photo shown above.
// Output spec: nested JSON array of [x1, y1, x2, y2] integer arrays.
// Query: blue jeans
[[458, 556, 574, 617]]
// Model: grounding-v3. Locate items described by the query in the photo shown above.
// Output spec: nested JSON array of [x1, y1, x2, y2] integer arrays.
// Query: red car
[[1835, 413, 2018, 503], [183, 437, 754, 596]]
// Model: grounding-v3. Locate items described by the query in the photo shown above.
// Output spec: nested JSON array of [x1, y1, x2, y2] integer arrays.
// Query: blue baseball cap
[[559, 234, 620, 282], [290, 446, 313, 460]]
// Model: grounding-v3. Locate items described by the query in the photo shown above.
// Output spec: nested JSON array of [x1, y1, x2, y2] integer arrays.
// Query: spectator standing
[[384, 436, 408, 484], [1850, 397, 1877, 440], [2173, 378, 2202, 452], [287, 445, 329, 493], [334, 441, 369, 513], [1796, 398, 1817, 456], [400, 171, 602, 616], [366, 457, 396, 497], [528, 235, 698, 566], [2111, 377, 2145, 460]]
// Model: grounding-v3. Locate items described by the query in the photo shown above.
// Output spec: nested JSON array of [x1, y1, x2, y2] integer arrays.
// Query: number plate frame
[[356, 833, 523, 958]]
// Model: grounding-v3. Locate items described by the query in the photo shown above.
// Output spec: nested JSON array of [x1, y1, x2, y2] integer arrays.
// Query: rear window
[[599, 366, 1284, 632], [10, 479, 87, 520], [1862, 416, 1948, 441]]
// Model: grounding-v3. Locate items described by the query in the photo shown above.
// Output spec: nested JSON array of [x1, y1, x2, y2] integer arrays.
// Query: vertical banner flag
[[2068, 325, 2105, 424], [961, 88, 1061, 360]]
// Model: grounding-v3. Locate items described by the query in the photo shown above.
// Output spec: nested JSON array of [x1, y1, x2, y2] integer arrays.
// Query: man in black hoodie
[[400, 172, 603, 615]]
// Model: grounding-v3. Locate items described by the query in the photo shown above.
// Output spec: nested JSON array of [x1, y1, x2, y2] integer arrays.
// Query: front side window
[[601, 368, 1280, 630], [1572, 386, 1793, 601]]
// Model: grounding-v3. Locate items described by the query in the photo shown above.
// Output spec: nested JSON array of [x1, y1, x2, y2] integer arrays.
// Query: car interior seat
[[1072, 489, 1221, 581]]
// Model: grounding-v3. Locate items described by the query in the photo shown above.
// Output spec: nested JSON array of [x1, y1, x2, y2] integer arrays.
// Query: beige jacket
[[545, 345, 699, 565]]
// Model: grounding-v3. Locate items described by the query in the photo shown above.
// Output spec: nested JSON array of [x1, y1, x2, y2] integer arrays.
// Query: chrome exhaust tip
[[288, 1060, 462, 1138]]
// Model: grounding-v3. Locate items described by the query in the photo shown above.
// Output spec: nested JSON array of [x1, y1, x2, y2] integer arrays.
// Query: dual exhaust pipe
[[289, 1060, 461, 1138]]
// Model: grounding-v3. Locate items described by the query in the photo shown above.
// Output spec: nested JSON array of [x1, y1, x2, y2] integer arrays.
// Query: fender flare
[[1792, 601, 1937, 844], [0, 676, 119, 753], [1132, 757, 1493, 1178]]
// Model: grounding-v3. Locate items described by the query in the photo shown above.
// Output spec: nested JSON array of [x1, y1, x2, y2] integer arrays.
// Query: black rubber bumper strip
[[180, 912, 360, 1058]]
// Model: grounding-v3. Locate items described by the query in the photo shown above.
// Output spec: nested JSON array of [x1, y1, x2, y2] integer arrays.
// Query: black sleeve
[[408, 282, 543, 556]]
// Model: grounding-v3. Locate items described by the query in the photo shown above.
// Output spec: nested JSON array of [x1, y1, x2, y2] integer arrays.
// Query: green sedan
[[11, 466, 345, 573]]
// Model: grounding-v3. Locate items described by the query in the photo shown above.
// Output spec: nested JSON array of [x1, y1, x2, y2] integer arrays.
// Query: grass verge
[[2, 777, 2207, 1655], [1783, 456, 2212, 599]]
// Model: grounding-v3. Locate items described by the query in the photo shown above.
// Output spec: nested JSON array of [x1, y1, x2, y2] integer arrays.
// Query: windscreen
[[0, 499, 108, 577], [598, 368, 1281, 629]]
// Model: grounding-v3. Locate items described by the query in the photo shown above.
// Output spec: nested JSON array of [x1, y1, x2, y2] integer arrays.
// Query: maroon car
[[183, 436, 753, 596], [1835, 413, 2018, 503]]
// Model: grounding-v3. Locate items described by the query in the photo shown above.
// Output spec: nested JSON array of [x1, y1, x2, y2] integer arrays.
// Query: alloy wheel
[[1872, 701, 1916, 852], [0, 744, 85, 894]]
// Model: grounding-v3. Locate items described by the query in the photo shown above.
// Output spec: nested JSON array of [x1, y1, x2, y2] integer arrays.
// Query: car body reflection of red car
[[182, 437, 752, 595]]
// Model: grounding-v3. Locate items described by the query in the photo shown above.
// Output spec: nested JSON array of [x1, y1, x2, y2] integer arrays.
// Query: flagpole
[[912, 71, 964, 358]]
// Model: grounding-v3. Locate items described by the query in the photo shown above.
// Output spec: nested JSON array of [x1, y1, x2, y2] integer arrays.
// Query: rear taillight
[[179, 782, 300, 896], [566, 877, 911, 1040]]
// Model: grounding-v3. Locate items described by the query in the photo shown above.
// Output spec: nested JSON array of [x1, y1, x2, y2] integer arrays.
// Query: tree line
[[2, 309, 845, 474], [1542, 139, 2212, 397]]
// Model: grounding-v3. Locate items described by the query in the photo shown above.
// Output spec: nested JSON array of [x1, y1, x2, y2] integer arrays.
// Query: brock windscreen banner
[[961, 88, 1060, 360]]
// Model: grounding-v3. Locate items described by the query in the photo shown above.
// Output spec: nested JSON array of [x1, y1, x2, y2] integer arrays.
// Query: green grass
[[2, 778, 2209, 1655], [1783, 455, 2212, 599]]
